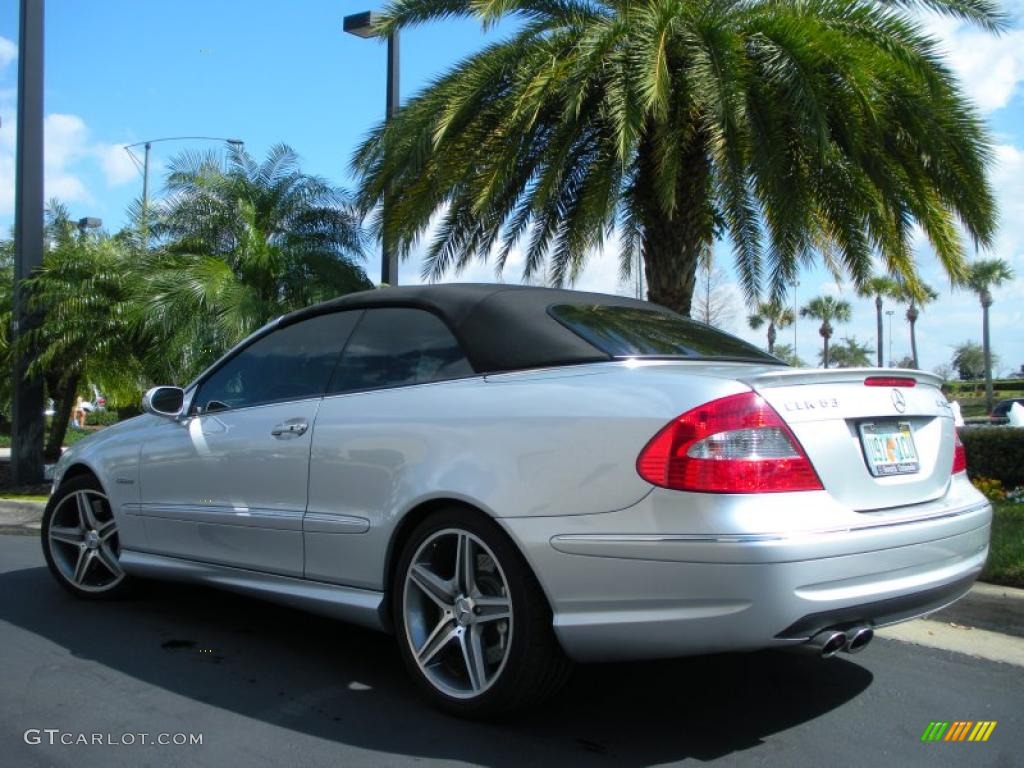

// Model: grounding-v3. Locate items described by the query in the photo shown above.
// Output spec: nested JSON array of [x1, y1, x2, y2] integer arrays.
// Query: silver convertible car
[[42, 284, 991, 716]]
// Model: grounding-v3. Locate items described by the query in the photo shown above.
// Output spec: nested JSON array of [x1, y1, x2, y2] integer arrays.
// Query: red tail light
[[636, 391, 823, 493], [952, 429, 967, 475], [864, 377, 916, 387]]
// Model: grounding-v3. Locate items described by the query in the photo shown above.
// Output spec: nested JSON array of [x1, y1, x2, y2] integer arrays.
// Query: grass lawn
[[0, 492, 49, 502], [982, 501, 1024, 589], [62, 428, 99, 447], [0, 425, 102, 451]]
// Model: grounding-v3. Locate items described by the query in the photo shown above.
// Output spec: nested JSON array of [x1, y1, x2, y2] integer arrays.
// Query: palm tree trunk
[[637, 130, 713, 315], [875, 295, 883, 367], [908, 304, 920, 369], [982, 293, 994, 413], [823, 331, 830, 369], [767, 322, 776, 355], [45, 372, 79, 462]]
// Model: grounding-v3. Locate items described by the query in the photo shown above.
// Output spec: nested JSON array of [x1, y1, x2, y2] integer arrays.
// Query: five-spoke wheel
[[404, 529, 514, 698], [394, 508, 571, 716], [42, 475, 131, 598]]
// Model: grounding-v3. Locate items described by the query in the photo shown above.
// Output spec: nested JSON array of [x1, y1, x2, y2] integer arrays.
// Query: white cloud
[[989, 143, 1024, 272], [96, 142, 141, 186], [39, 113, 94, 206], [44, 113, 90, 172], [0, 37, 16, 70], [0, 99, 140, 216], [921, 12, 1024, 114]]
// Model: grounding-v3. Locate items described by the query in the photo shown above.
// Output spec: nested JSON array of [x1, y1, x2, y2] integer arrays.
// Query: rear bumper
[[499, 481, 991, 662]]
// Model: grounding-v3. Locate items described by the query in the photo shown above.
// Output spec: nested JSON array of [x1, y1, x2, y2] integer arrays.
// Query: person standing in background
[[72, 396, 87, 429]]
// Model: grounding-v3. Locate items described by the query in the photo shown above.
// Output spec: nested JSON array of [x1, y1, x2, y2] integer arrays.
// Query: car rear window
[[549, 304, 780, 363]]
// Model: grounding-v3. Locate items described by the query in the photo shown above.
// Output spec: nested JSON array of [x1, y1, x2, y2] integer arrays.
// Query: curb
[[927, 582, 1024, 639], [0, 499, 46, 535]]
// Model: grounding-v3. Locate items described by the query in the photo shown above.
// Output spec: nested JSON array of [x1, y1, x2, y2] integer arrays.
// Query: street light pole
[[12, 0, 45, 485], [142, 141, 151, 217], [344, 11, 400, 286], [124, 136, 244, 225]]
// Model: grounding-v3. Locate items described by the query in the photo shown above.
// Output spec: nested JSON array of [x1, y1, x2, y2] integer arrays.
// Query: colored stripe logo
[[921, 721, 997, 742]]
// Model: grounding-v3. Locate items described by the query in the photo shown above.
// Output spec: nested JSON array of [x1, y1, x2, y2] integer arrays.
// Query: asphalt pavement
[[1, 533, 1021, 768]]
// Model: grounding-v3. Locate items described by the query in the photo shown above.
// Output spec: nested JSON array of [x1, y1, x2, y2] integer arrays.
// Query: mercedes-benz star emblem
[[891, 388, 906, 413]]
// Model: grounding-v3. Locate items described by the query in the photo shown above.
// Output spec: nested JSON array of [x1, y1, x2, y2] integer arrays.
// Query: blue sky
[[0, 0, 1022, 374]]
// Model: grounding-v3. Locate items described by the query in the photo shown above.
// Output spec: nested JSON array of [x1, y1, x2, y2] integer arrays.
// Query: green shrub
[[86, 409, 121, 427], [946, 379, 1024, 397], [960, 427, 1024, 487], [982, 502, 1024, 589], [116, 405, 142, 420], [971, 476, 1006, 501]]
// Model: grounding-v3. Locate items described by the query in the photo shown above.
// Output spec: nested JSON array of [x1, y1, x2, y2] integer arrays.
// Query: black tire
[[392, 507, 572, 718], [41, 474, 135, 600]]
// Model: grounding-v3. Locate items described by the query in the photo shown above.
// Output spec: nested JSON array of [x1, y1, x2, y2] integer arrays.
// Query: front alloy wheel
[[42, 476, 131, 598], [394, 509, 571, 717]]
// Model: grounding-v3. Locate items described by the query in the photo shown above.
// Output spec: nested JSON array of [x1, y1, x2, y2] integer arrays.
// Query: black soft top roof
[[281, 283, 664, 374]]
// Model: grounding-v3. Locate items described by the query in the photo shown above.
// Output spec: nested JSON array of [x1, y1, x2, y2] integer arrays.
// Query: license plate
[[859, 421, 920, 477]]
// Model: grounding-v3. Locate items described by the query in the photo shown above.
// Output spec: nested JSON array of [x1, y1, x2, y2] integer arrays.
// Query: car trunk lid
[[740, 368, 955, 512]]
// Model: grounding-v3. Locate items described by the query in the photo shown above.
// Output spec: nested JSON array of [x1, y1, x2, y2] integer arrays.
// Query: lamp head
[[344, 11, 379, 38]]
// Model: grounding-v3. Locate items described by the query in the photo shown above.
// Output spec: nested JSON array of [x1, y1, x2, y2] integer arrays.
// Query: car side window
[[329, 308, 474, 394], [194, 311, 361, 412]]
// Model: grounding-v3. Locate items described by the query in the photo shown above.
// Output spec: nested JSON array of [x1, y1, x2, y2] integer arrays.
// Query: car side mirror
[[142, 386, 186, 419]]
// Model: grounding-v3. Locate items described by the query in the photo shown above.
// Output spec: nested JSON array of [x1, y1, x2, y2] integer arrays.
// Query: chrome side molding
[[119, 550, 385, 631]]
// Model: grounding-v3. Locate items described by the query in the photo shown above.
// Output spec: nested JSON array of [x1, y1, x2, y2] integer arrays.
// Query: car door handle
[[271, 419, 309, 439]]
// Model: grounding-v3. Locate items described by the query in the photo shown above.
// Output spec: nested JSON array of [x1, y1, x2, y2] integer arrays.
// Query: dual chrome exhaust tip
[[808, 624, 874, 658]]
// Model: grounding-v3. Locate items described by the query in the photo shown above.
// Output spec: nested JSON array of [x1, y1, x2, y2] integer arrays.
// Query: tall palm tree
[[894, 280, 938, 369], [149, 143, 372, 383], [964, 259, 1014, 412], [21, 201, 148, 458], [353, 0, 1000, 313], [748, 300, 794, 355], [856, 275, 899, 367], [800, 296, 852, 368]]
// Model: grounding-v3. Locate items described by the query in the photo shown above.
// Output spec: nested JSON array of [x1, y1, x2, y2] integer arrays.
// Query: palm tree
[[21, 201, 148, 459], [353, 0, 1001, 314], [748, 300, 794, 356], [148, 143, 372, 383], [894, 280, 938, 369], [826, 336, 874, 368], [857, 276, 899, 367], [964, 259, 1014, 412], [772, 343, 805, 368], [952, 341, 992, 382], [800, 296, 852, 368]]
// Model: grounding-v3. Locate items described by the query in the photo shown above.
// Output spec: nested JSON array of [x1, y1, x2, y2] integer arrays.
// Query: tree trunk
[[907, 304, 920, 369], [982, 292, 994, 413], [820, 323, 832, 368], [767, 322, 776, 355], [875, 295, 884, 367], [45, 372, 79, 462], [636, 129, 714, 316]]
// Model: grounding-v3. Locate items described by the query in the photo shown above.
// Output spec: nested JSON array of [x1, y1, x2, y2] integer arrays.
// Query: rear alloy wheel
[[42, 475, 131, 599], [394, 509, 571, 717]]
